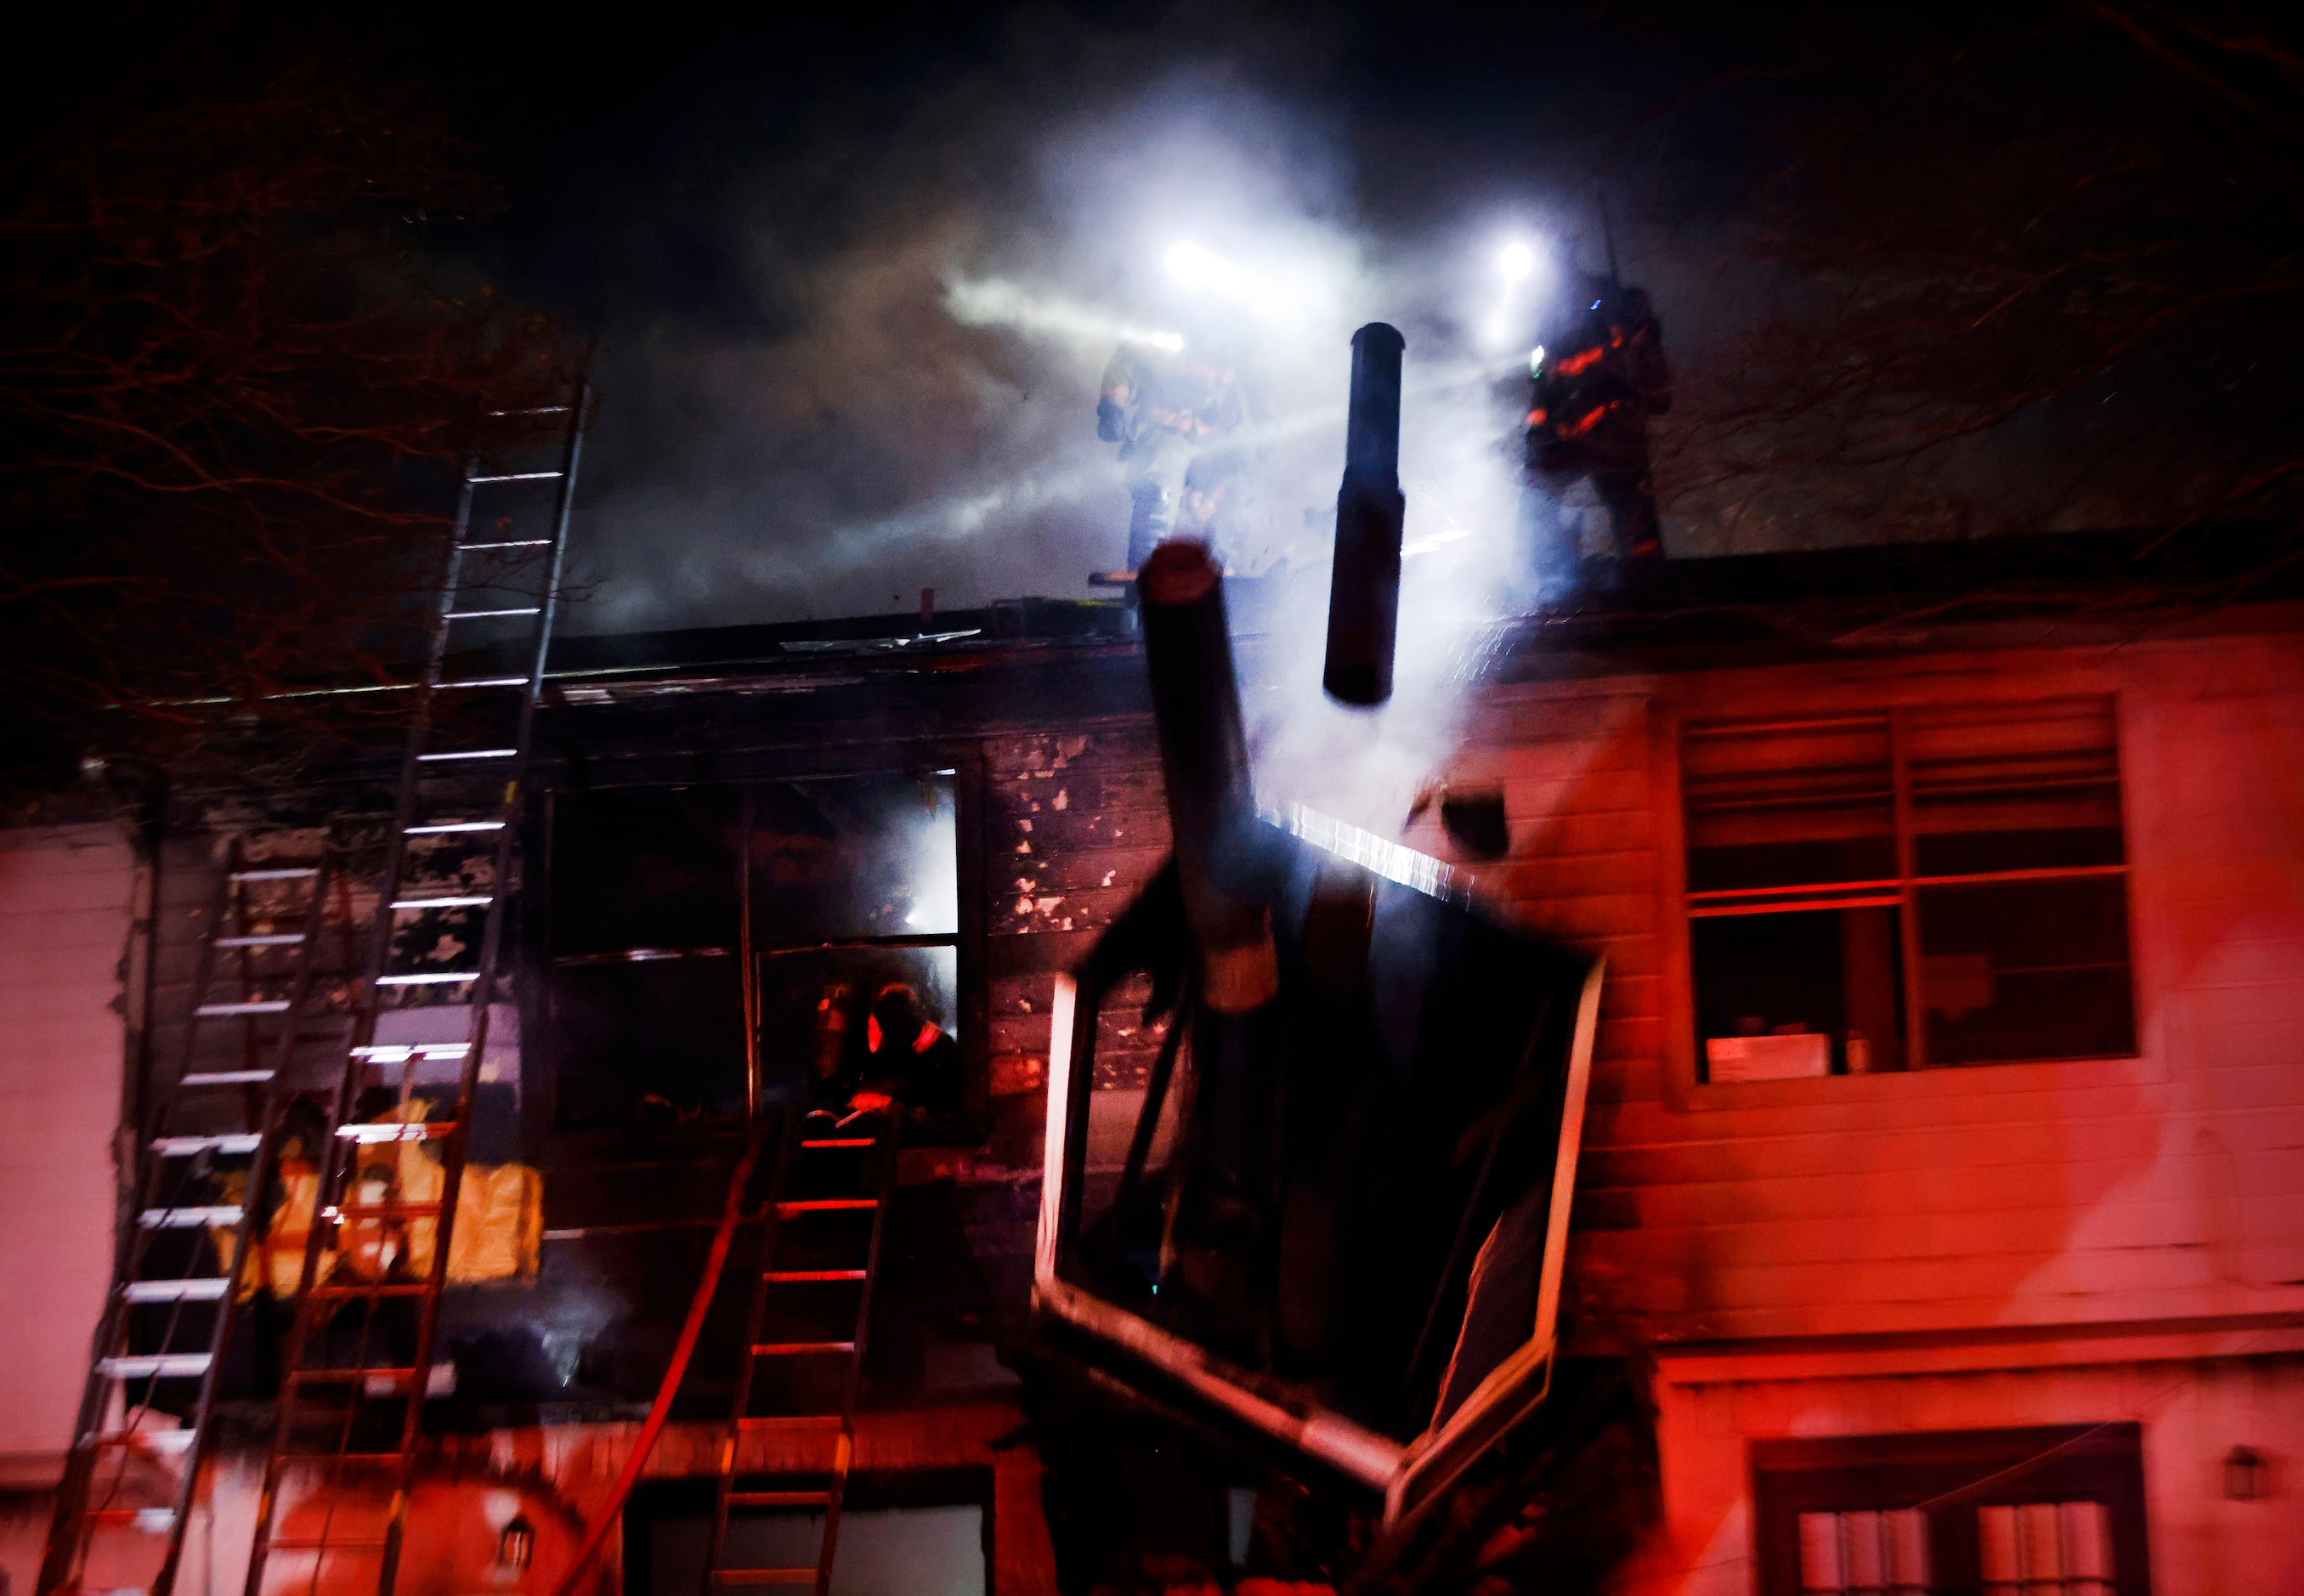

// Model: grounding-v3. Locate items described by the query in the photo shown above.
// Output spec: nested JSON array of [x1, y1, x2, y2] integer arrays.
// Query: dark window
[[546, 788, 745, 1126], [1683, 700, 2137, 1079], [545, 772, 962, 1127], [1752, 1425, 2150, 1596]]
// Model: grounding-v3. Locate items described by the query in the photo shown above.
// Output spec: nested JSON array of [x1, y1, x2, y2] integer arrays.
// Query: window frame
[[744, 767, 969, 1118], [531, 740, 992, 1144], [1749, 1425, 2152, 1596], [1651, 688, 2162, 1111]]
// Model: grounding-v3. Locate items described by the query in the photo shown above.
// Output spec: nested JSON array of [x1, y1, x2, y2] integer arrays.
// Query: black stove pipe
[[1139, 539, 1278, 1014], [1322, 322, 1407, 707]]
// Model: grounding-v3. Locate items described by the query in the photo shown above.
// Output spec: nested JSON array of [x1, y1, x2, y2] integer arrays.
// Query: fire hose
[[546, 1120, 767, 1596]]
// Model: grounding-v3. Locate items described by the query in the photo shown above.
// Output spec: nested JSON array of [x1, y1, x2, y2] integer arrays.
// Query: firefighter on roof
[[1098, 338, 1260, 572], [1526, 273, 1672, 565]]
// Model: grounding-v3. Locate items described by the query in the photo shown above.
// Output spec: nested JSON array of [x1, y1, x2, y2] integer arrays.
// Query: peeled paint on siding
[[985, 729, 1170, 1092]]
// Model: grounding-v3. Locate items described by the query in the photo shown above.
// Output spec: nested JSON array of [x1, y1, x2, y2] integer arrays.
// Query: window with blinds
[[1681, 699, 2137, 1080], [1753, 1427, 2148, 1596], [1794, 1501, 2115, 1596]]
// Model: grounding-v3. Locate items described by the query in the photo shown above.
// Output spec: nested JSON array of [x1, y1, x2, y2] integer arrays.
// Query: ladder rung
[[86, 1426, 198, 1452], [195, 1000, 290, 1016], [405, 820, 507, 834], [459, 540, 552, 551], [417, 748, 518, 761], [437, 676, 529, 689], [487, 405, 570, 416], [728, 1491, 832, 1508], [182, 1069, 273, 1086], [390, 895, 494, 908], [375, 971, 477, 986], [775, 1199, 878, 1214], [323, 1201, 443, 1220], [712, 1570, 818, 1586], [351, 1042, 470, 1059], [139, 1206, 241, 1229], [100, 1354, 212, 1378], [152, 1133, 262, 1156], [231, 868, 319, 881], [335, 1121, 456, 1144], [800, 1138, 875, 1149], [736, 1415, 844, 1432], [752, 1342, 856, 1356], [89, 1506, 178, 1531], [764, 1270, 868, 1282], [308, 1282, 430, 1300], [124, 1278, 229, 1303], [467, 470, 565, 483], [282, 1451, 405, 1463], [214, 933, 307, 948], [445, 608, 542, 620]]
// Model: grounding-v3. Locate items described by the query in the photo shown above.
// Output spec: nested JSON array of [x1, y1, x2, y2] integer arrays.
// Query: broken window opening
[[543, 772, 964, 1130]]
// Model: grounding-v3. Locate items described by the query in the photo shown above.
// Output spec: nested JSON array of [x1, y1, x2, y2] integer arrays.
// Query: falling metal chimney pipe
[[1139, 539, 1279, 1014], [1322, 322, 1407, 707]]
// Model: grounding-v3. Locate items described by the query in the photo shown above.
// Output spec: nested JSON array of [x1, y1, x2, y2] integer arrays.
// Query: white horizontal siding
[[0, 823, 133, 1465]]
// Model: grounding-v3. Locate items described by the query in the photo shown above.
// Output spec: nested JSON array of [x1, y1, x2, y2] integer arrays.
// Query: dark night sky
[[32, 3, 2263, 642]]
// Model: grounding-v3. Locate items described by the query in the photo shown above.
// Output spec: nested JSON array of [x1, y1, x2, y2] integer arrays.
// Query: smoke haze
[[535, 8, 1620, 633]]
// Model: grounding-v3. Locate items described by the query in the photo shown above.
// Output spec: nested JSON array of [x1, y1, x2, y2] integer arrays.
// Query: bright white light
[[1530, 345, 1546, 375], [1476, 234, 1550, 352], [944, 275, 1184, 353], [1164, 241, 1222, 290], [1163, 240, 1289, 319]]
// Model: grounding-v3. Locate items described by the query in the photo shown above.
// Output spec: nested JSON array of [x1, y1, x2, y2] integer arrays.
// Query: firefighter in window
[[1525, 272, 1672, 567], [1097, 337, 1263, 574], [807, 976, 960, 1123]]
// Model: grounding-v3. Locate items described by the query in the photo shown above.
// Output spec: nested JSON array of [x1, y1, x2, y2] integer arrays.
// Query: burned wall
[[980, 725, 1170, 1168]]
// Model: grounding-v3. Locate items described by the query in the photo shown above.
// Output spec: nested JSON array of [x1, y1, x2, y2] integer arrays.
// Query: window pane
[[551, 788, 741, 954], [1908, 700, 2123, 876], [749, 773, 958, 942], [647, 1504, 986, 1596], [1798, 1508, 1932, 1594], [549, 958, 745, 1128], [1693, 905, 1906, 1078], [1684, 719, 1897, 891], [1918, 877, 2136, 1063], [1978, 1499, 2113, 1596]]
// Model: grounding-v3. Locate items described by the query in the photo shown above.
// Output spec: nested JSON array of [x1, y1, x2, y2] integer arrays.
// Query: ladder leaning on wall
[[42, 386, 590, 1596], [233, 382, 592, 1596], [703, 1104, 898, 1596], [39, 846, 336, 1596]]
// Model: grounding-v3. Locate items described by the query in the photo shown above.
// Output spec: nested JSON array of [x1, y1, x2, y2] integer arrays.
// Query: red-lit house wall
[[1350, 628, 2304, 1594], [960, 627, 2304, 1591]]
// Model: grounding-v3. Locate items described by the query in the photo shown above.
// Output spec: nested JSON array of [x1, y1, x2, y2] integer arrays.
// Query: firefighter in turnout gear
[[1099, 339, 1257, 573], [1526, 273, 1672, 565]]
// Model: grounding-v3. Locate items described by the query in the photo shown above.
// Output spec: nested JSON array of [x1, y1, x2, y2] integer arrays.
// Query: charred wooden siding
[[981, 725, 1169, 1136]]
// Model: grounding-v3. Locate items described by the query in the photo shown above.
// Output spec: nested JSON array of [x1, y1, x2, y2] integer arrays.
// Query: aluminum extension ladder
[[703, 1106, 897, 1594], [235, 385, 590, 1596], [39, 847, 336, 1596]]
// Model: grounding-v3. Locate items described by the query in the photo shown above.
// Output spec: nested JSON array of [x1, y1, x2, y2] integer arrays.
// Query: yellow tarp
[[213, 1104, 542, 1299]]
